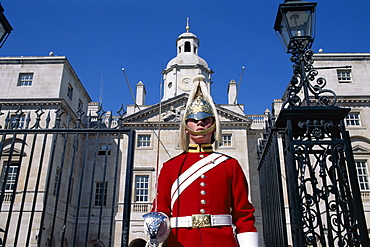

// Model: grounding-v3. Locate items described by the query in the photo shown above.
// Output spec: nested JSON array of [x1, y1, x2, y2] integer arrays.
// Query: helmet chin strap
[[185, 122, 216, 136]]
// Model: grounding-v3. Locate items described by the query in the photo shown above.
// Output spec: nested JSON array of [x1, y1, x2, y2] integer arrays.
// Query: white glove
[[237, 232, 259, 247]]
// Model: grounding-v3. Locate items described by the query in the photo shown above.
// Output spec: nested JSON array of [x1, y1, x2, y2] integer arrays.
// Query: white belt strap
[[170, 214, 232, 228], [170, 153, 228, 209]]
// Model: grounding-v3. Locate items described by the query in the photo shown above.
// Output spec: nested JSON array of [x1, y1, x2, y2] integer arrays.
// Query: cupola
[[161, 18, 214, 101]]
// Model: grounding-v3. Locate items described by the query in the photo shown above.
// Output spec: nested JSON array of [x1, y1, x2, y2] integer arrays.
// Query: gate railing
[[257, 114, 288, 247], [258, 107, 370, 247], [0, 103, 135, 247]]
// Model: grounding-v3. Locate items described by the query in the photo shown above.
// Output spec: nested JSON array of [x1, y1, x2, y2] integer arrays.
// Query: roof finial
[[186, 17, 190, 32]]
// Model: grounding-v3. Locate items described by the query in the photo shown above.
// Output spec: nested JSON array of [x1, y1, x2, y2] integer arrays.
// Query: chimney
[[227, 79, 237, 104], [136, 81, 146, 106]]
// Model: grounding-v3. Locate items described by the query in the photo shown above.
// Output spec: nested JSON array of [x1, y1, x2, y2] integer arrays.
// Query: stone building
[[0, 26, 265, 246], [0, 26, 369, 247], [0, 56, 91, 246], [311, 53, 370, 227]]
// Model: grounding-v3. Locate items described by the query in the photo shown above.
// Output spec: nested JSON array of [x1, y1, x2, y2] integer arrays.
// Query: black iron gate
[[257, 116, 288, 247], [0, 104, 135, 247], [258, 107, 370, 247]]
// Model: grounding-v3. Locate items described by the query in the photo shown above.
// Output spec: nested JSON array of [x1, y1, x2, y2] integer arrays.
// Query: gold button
[[200, 190, 206, 195], [201, 200, 206, 205], [200, 182, 206, 187], [200, 174, 206, 179], [200, 154, 205, 158], [200, 209, 206, 214]]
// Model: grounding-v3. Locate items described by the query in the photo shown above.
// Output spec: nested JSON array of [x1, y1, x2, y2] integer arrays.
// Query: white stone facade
[[313, 53, 370, 229]]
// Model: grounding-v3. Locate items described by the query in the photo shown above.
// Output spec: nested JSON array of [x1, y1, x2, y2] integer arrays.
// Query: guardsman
[[144, 77, 259, 247]]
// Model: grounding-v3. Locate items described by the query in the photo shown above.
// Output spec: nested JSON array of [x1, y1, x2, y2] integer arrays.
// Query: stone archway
[[128, 238, 147, 247]]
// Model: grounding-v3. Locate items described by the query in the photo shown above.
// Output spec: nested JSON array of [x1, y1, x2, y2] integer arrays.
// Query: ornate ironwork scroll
[[277, 107, 369, 247], [284, 49, 337, 108]]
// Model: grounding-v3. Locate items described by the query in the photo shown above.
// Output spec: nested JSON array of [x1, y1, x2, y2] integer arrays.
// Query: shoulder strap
[[170, 153, 229, 210]]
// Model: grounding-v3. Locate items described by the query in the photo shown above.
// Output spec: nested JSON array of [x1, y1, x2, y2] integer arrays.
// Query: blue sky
[[1, 0, 369, 115]]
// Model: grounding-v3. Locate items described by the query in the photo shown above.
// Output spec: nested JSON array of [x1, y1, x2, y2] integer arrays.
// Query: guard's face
[[186, 117, 215, 144]]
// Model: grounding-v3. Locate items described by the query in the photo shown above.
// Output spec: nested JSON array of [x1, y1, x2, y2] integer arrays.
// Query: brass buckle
[[192, 214, 211, 228]]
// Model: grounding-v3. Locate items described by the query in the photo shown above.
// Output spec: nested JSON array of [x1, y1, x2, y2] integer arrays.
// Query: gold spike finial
[[186, 17, 190, 32]]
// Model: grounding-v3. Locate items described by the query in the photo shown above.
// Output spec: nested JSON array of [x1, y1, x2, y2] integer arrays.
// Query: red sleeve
[[152, 162, 172, 217], [230, 159, 257, 233]]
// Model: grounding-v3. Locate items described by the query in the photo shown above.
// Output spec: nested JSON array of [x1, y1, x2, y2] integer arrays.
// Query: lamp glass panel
[[278, 13, 292, 48], [285, 10, 313, 38]]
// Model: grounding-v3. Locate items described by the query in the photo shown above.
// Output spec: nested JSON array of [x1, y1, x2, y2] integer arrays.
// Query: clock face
[[178, 77, 192, 91]]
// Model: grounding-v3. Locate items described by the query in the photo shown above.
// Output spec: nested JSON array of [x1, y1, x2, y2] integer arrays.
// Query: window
[[345, 112, 361, 126], [184, 41, 191, 52], [95, 181, 108, 206], [78, 99, 83, 110], [337, 70, 352, 83], [98, 144, 111, 155], [17, 73, 33, 86], [10, 115, 25, 129], [219, 134, 232, 147], [1, 162, 19, 192], [134, 175, 149, 202], [53, 167, 60, 196], [356, 161, 370, 191], [0, 162, 19, 203], [137, 134, 151, 147], [67, 84, 73, 100]]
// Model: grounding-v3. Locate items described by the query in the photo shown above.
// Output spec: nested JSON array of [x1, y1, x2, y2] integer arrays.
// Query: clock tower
[[161, 19, 213, 101]]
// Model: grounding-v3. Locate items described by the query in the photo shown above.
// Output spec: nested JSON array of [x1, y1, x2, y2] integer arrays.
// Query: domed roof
[[165, 53, 208, 70], [177, 31, 197, 39]]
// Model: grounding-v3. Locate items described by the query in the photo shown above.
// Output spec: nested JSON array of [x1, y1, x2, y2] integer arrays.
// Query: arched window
[[184, 41, 191, 52]]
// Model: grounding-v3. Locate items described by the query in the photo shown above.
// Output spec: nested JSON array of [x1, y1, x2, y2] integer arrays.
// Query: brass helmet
[[179, 75, 221, 151]]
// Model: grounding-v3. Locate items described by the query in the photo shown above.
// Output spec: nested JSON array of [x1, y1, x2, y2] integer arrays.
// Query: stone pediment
[[352, 145, 370, 154], [2, 147, 24, 157], [122, 94, 252, 128], [123, 94, 188, 124]]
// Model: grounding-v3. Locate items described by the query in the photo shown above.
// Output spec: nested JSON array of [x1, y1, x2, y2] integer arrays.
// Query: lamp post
[[258, 0, 370, 246], [0, 3, 12, 48], [273, 0, 337, 108]]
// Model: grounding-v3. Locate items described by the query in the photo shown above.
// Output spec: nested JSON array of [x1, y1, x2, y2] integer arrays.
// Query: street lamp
[[0, 3, 12, 48], [273, 0, 334, 107], [274, 0, 317, 53]]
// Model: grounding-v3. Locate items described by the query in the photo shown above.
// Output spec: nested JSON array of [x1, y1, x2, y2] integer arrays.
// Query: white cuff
[[236, 232, 259, 247]]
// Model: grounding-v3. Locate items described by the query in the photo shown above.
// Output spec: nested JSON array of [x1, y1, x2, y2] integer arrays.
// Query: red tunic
[[154, 149, 257, 247]]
